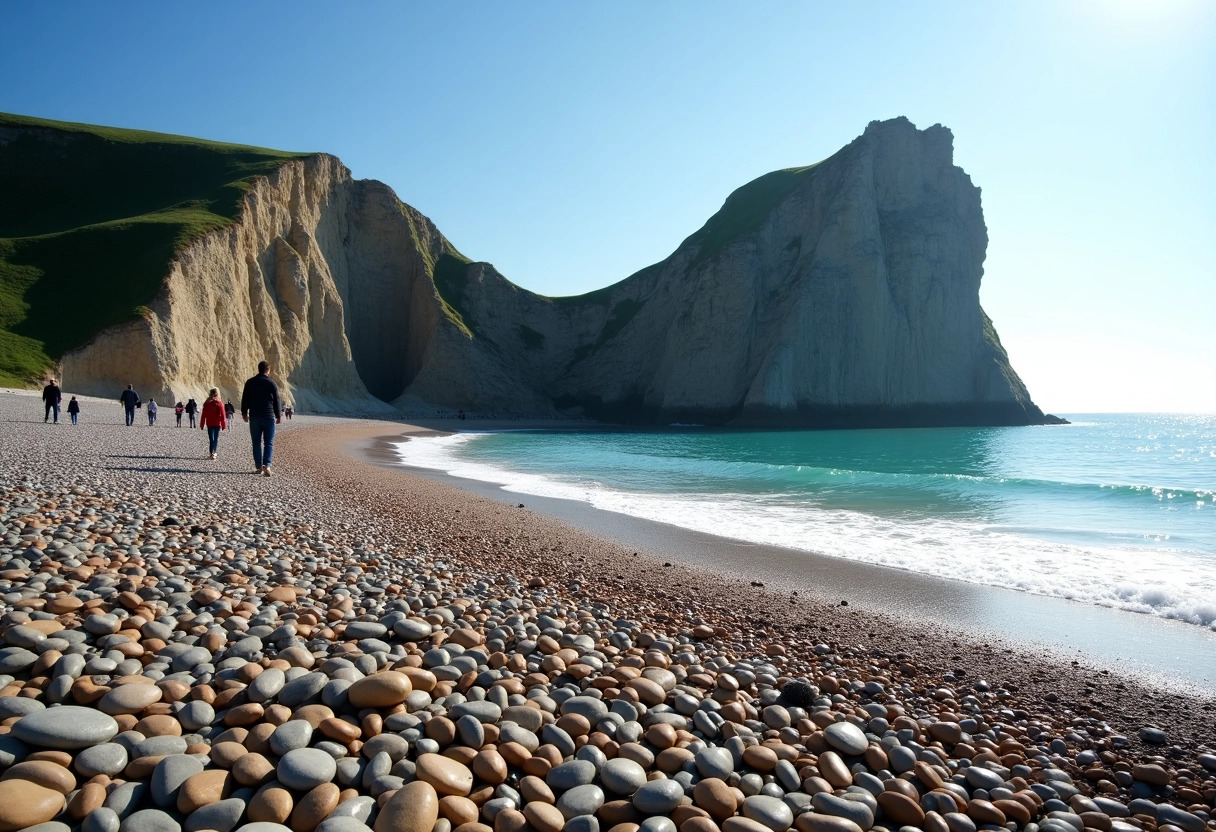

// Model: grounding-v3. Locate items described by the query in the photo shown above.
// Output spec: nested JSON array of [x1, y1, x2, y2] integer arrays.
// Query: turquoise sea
[[394, 414, 1216, 630]]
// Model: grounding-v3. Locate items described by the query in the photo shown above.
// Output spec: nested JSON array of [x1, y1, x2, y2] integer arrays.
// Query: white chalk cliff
[[58, 117, 1047, 427]]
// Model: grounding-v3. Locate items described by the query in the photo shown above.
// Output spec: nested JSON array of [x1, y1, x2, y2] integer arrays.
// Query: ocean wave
[[393, 433, 1216, 631]]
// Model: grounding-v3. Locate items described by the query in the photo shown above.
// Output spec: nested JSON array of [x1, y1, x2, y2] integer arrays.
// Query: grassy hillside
[[0, 112, 311, 386]]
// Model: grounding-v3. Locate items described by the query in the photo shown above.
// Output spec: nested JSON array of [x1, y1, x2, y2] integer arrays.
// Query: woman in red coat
[[199, 387, 227, 459]]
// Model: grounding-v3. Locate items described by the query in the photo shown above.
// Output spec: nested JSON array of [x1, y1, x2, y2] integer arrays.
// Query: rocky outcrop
[[56, 116, 1046, 426], [61, 156, 451, 414]]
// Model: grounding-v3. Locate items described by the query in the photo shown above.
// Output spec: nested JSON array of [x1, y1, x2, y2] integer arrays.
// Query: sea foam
[[394, 432, 1216, 630]]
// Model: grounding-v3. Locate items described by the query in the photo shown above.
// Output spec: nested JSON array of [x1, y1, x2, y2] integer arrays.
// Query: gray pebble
[[457, 714, 484, 747], [824, 721, 869, 756], [317, 820, 372, 832], [269, 719, 314, 756], [451, 700, 502, 723], [21, 824, 71, 832], [695, 746, 735, 780], [0, 647, 39, 673], [742, 795, 795, 832], [176, 700, 215, 732], [632, 779, 685, 814], [0, 696, 45, 719], [84, 807, 122, 832], [601, 757, 648, 795], [328, 795, 376, 824], [812, 793, 874, 829], [134, 735, 189, 758], [393, 619, 432, 641], [557, 784, 606, 820], [1155, 805, 1205, 832], [278, 747, 338, 790], [639, 818, 677, 832], [345, 622, 387, 639], [183, 798, 248, 832], [964, 766, 1004, 791], [547, 759, 597, 790], [12, 705, 119, 749], [248, 668, 286, 702], [77, 742, 130, 777], [120, 809, 182, 832], [105, 781, 150, 819], [278, 672, 328, 708]]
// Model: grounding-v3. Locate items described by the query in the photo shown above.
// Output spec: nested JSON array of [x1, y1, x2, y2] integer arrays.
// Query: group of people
[[170, 397, 236, 429], [40, 361, 291, 476]]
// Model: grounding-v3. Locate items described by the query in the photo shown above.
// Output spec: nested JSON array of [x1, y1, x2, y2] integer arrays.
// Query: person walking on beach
[[146, 398, 158, 426], [41, 379, 62, 423], [225, 400, 235, 422], [199, 387, 227, 459], [66, 396, 80, 425], [119, 384, 140, 426], [185, 398, 198, 428], [241, 360, 281, 477], [175, 401, 184, 427]]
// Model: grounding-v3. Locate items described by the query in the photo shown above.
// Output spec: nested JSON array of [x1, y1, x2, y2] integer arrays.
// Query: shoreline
[[373, 426, 1216, 696], [2, 399, 1214, 832], [282, 419, 1216, 745]]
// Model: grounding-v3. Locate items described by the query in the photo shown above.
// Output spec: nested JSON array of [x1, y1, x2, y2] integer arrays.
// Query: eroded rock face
[[61, 117, 1045, 426], [415, 117, 1044, 426], [61, 155, 442, 414]]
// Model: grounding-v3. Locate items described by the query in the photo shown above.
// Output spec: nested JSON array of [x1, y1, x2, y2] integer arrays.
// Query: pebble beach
[[0, 390, 1213, 832]]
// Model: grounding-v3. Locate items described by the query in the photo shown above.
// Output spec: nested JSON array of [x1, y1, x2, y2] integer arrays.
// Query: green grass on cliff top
[[0, 112, 311, 386]]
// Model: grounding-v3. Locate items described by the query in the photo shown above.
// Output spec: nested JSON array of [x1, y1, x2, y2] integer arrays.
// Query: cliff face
[[62, 156, 424, 413], [15, 114, 1044, 426], [414, 117, 1043, 426]]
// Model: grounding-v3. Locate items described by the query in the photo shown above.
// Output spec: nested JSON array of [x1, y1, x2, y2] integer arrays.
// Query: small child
[[147, 398, 158, 426], [67, 396, 80, 425]]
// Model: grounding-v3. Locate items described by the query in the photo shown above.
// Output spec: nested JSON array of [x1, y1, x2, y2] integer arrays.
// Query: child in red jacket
[[199, 388, 227, 459]]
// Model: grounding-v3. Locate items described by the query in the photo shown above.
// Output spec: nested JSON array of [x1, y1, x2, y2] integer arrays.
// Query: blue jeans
[[124, 407, 135, 426], [249, 417, 276, 468], [70, 412, 78, 425], [44, 402, 59, 422], [207, 426, 222, 454]]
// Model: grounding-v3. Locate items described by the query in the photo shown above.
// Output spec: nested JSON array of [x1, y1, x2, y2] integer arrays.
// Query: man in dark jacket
[[240, 360, 281, 477], [119, 384, 140, 426], [42, 379, 62, 423]]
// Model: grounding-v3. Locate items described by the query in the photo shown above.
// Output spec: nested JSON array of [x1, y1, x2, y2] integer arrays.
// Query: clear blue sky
[[2, 1, 1213, 413]]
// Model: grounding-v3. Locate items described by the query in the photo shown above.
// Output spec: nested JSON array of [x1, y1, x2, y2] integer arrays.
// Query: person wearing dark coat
[[119, 384, 140, 426], [42, 379, 62, 423], [66, 396, 80, 425], [240, 360, 281, 477], [184, 398, 198, 429]]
